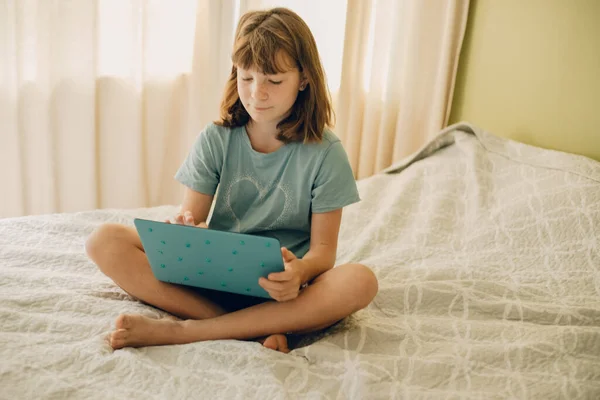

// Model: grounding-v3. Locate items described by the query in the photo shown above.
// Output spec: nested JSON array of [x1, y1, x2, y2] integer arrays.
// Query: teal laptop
[[133, 218, 284, 299]]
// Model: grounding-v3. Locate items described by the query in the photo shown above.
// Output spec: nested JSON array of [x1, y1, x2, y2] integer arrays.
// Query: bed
[[1, 122, 599, 399]]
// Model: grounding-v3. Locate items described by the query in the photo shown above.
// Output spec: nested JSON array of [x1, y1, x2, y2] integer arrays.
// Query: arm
[[171, 126, 221, 226], [298, 208, 342, 284], [169, 187, 214, 227], [258, 208, 342, 302]]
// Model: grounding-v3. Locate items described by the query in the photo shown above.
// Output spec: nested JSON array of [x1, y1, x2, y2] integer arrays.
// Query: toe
[[262, 336, 278, 351], [110, 329, 128, 350], [276, 335, 290, 354], [115, 314, 132, 330], [261, 334, 289, 353]]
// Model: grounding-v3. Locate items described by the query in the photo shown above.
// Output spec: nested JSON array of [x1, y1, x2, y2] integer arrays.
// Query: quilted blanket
[[1, 123, 599, 399]]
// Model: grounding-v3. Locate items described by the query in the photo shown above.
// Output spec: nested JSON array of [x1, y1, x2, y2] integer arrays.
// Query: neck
[[245, 120, 284, 153], [246, 120, 279, 139]]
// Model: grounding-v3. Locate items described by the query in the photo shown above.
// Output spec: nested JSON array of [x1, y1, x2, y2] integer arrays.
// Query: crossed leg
[[85, 223, 378, 351]]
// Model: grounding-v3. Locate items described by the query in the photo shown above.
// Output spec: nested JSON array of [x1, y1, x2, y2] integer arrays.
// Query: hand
[[165, 210, 208, 228], [259, 247, 305, 302]]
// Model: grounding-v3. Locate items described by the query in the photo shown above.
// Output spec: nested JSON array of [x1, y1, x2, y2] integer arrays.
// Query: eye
[[241, 77, 253, 82], [269, 80, 282, 85]]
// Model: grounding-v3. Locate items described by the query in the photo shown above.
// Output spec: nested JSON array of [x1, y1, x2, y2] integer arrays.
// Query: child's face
[[237, 62, 303, 127]]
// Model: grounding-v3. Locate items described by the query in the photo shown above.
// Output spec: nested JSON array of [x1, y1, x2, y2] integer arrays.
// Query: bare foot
[[110, 314, 183, 349], [259, 334, 290, 353], [110, 314, 291, 353]]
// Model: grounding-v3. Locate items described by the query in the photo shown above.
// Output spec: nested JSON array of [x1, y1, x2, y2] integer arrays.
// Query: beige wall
[[449, 0, 600, 161]]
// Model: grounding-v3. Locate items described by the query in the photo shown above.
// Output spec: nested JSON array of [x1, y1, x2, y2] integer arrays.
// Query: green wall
[[450, 0, 600, 161]]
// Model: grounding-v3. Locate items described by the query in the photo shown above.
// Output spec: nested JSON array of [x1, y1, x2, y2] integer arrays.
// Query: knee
[[345, 263, 379, 310], [85, 223, 128, 266]]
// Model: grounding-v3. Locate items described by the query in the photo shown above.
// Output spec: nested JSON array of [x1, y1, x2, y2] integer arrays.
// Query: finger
[[269, 290, 295, 302], [272, 291, 299, 302], [281, 247, 296, 262], [265, 289, 286, 302], [269, 292, 282, 301], [278, 292, 299, 302], [184, 211, 195, 226], [268, 270, 293, 282], [164, 219, 171, 224], [174, 214, 185, 224], [258, 277, 283, 292], [258, 277, 286, 293], [269, 287, 299, 302]]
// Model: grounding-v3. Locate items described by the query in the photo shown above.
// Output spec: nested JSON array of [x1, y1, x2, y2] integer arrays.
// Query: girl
[[86, 7, 378, 353]]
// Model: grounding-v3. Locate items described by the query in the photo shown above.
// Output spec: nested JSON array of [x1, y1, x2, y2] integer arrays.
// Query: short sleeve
[[311, 142, 361, 213], [174, 126, 223, 195]]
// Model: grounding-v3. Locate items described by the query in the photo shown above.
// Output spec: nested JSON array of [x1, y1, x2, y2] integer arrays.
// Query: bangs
[[232, 29, 297, 74], [217, 8, 333, 143]]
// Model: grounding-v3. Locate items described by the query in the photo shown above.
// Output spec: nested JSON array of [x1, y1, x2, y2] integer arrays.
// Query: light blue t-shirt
[[174, 123, 360, 258]]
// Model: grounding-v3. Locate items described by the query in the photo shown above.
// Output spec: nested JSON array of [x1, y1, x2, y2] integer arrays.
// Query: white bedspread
[[1, 123, 599, 399]]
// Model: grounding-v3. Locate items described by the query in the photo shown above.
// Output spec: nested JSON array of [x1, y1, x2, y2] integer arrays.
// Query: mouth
[[252, 106, 272, 112]]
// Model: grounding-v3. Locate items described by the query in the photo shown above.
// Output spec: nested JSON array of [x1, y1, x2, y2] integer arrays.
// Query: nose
[[251, 82, 268, 101]]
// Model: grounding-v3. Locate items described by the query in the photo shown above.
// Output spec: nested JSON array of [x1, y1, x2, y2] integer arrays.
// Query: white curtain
[[0, 0, 236, 218], [335, 0, 470, 179], [243, 0, 469, 179], [0, 0, 469, 218]]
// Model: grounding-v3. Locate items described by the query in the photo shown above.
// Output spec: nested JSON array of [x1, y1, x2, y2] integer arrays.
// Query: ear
[[299, 77, 308, 91]]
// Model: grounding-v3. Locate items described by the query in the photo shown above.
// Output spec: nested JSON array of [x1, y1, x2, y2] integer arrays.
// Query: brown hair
[[214, 8, 334, 143]]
